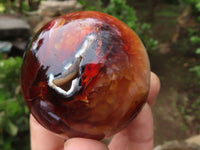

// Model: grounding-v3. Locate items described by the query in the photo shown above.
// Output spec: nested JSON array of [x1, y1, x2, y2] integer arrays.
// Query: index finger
[[108, 72, 160, 150], [30, 115, 65, 150]]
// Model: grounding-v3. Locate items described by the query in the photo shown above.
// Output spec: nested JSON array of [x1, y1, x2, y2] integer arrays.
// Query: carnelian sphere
[[21, 11, 150, 140]]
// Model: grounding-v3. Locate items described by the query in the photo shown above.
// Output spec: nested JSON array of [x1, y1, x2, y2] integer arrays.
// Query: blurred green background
[[0, 0, 200, 149]]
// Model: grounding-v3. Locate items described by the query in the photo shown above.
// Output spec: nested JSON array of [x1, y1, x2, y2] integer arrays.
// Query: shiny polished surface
[[21, 11, 150, 140]]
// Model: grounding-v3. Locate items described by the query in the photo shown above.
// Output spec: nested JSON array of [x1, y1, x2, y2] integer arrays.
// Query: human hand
[[30, 72, 160, 150]]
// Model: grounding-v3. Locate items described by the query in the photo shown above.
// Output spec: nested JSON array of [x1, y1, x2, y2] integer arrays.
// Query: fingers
[[64, 138, 108, 150], [30, 115, 65, 150], [109, 72, 160, 150], [31, 116, 108, 150], [147, 72, 161, 107], [109, 104, 154, 150]]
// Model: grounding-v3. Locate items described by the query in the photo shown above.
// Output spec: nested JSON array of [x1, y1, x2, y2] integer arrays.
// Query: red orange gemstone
[[21, 11, 150, 140]]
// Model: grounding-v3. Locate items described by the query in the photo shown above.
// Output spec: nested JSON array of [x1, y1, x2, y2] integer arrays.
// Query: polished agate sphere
[[21, 11, 150, 140]]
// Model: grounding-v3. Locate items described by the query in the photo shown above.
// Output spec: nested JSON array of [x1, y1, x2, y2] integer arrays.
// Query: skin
[[30, 72, 160, 150]]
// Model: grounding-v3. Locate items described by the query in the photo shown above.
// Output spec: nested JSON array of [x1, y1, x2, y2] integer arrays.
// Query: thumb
[[64, 138, 109, 150]]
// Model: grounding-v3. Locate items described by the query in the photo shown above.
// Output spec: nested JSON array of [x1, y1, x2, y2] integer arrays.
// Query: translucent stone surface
[[21, 11, 150, 140]]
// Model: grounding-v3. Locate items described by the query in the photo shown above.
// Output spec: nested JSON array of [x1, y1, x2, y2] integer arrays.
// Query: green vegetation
[[0, 0, 41, 13], [187, 0, 200, 54], [188, 0, 200, 85], [79, 0, 158, 51], [0, 3, 5, 13], [171, 0, 200, 133], [102, 0, 158, 51], [0, 56, 30, 150], [173, 95, 200, 132], [0, 0, 200, 148]]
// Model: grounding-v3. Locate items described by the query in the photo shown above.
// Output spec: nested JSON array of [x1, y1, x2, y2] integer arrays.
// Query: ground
[[151, 53, 198, 145], [141, 3, 200, 146]]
